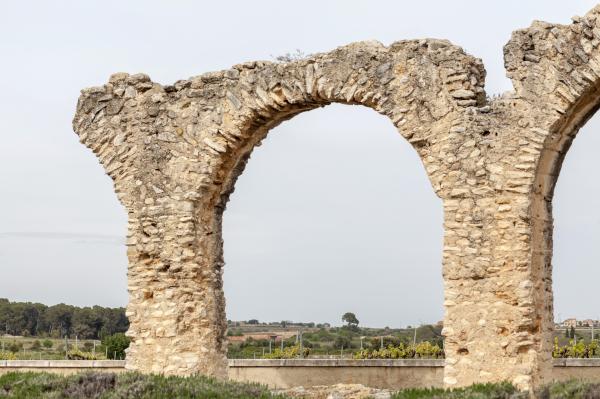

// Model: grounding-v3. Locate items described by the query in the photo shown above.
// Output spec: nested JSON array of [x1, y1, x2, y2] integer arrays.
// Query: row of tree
[[0, 298, 128, 339]]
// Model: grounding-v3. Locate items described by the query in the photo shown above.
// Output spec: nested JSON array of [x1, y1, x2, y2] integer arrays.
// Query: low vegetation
[[552, 337, 600, 358], [4, 302, 600, 361], [0, 372, 287, 399], [0, 333, 129, 361], [3, 373, 600, 398], [354, 341, 444, 359], [227, 314, 445, 359], [262, 345, 310, 359], [393, 381, 600, 399], [391, 383, 526, 399], [0, 351, 16, 360]]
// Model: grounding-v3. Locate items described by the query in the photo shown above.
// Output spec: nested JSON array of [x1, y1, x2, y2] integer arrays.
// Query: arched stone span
[[72, 4, 600, 391], [73, 39, 486, 380]]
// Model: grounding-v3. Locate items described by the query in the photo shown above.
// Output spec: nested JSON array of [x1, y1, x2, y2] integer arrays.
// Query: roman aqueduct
[[72, 5, 600, 391]]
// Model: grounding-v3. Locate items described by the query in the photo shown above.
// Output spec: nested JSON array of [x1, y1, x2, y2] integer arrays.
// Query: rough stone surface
[[273, 384, 391, 399], [72, 5, 600, 392]]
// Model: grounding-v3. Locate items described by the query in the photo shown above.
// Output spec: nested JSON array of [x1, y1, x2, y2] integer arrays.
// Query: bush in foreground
[[391, 383, 526, 399], [392, 380, 600, 399], [0, 372, 287, 399]]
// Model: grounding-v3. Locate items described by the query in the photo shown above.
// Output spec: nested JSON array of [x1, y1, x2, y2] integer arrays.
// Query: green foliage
[[354, 341, 444, 359], [30, 340, 41, 350], [333, 335, 353, 350], [262, 344, 310, 359], [391, 382, 524, 399], [41, 339, 53, 349], [66, 349, 102, 360], [0, 351, 17, 360], [101, 333, 130, 359], [0, 298, 128, 339], [0, 372, 287, 398], [537, 379, 600, 398], [552, 337, 600, 358], [342, 312, 359, 328], [369, 336, 404, 350], [82, 341, 94, 351], [7, 341, 22, 353]]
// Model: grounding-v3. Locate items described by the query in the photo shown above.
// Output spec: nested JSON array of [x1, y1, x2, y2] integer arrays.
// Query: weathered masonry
[[72, 5, 600, 391]]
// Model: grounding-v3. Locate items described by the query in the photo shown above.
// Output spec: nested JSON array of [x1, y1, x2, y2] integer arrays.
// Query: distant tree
[[571, 326, 576, 339], [281, 321, 287, 328], [342, 312, 359, 328], [31, 340, 41, 350], [42, 339, 53, 349], [247, 319, 259, 325], [0, 299, 128, 339]]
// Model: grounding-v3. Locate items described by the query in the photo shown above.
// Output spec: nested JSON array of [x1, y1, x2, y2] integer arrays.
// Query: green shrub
[[102, 333, 130, 359], [262, 345, 310, 359], [7, 341, 22, 353], [333, 336, 352, 350], [392, 382, 525, 398], [552, 337, 600, 358], [0, 351, 17, 360], [354, 341, 444, 360], [41, 339, 53, 349], [82, 341, 94, 351], [537, 380, 600, 398], [0, 372, 287, 398], [66, 349, 100, 360]]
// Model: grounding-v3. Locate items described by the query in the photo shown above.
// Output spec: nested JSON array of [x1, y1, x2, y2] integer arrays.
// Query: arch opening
[[549, 112, 600, 346], [219, 103, 444, 356], [531, 78, 600, 361]]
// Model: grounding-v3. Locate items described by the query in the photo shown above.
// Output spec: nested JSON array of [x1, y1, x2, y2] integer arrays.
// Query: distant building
[[582, 319, 596, 327], [563, 318, 577, 328]]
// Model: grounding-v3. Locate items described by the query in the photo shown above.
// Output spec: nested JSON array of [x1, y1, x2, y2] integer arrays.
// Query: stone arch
[[72, 39, 486, 378], [187, 40, 487, 379], [210, 40, 486, 210], [75, 7, 600, 390]]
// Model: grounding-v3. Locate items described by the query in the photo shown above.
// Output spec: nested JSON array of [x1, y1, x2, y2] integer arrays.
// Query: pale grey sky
[[0, 0, 598, 327]]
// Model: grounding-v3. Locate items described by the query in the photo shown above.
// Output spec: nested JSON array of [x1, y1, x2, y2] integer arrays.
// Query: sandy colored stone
[[72, 4, 600, 392], [274, 384, 391, 399]]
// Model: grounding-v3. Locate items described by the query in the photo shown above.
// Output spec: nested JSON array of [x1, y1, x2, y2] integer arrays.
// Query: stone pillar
[[124, 197, 227, 377], [441, 187, 552, 390]]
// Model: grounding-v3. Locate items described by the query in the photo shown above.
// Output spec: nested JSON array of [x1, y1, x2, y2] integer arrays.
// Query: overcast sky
[[1, 0, 599, 327]]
